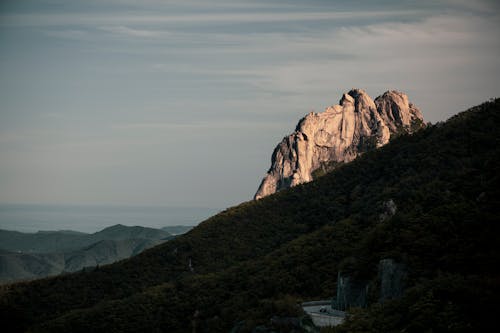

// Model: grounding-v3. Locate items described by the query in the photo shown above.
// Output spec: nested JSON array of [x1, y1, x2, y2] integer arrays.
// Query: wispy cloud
[[111, 120, 283, 131], [144, 12, 498, 89], [441, 0, 500, 13], [44, 29, 89, 39], [99, 26, 170, 38], [0, 10, 426, 28]]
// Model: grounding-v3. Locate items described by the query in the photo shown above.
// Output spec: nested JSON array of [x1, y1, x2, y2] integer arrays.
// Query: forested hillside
[[0, 99, 499, 332]]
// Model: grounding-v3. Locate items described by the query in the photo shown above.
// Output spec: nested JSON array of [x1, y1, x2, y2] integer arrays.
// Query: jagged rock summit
[[254, 89, 425, 199]]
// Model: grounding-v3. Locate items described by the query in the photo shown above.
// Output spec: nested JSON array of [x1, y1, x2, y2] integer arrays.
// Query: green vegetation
[[0, 99, 499, 332], [311, 161, 343, 179]]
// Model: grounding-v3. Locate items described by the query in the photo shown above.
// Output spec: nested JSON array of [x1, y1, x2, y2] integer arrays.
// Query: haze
[[1, 0, 499, 209]]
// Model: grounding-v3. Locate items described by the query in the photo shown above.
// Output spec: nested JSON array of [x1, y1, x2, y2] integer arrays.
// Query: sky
[[1, 0, 499, 210]]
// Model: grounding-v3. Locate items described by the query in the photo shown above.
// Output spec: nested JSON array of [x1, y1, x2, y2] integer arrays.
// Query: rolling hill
[[0, 225, 173, 284]]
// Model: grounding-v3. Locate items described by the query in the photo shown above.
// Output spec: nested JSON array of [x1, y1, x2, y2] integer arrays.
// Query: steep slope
[[255, 89, 424, 199], [0, 99, 498, 333]]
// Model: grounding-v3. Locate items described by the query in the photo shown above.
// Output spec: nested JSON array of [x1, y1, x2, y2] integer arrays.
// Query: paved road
[[302, 302, 346, 327]]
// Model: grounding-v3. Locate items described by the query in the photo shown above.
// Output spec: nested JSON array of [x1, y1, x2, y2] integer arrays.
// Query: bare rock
[[379, 199, 397, 222], [378, 258, 406, 302], [254, 89, 425, 199]]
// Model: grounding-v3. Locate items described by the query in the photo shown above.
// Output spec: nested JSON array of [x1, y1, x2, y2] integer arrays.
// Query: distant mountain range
[[0, 224, 194, 284]]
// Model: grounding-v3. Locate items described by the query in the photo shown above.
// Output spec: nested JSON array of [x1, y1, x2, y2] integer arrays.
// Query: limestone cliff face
[[254, 89, 424, 200]]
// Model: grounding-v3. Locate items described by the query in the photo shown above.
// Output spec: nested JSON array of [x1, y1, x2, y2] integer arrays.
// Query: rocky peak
[[254, 89, 425, 200], [374, 90, 423, 132]]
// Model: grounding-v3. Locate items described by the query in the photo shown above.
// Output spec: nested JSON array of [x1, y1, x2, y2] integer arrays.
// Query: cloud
[[440, 0, 500, 13], [44, 29, 89, 39], [99, 26, 170, 38], [0, 10, 425, 28], [233, 13, 500, 89], [111, 120, 283, 131]]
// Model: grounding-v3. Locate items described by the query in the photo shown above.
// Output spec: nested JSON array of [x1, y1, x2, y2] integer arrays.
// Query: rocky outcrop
[[331, 258, 407, 311], [332, 271, 368, 311], [379, 199, 397, 222], [378, 258, 406, 302], [254, 89, 424, 199]]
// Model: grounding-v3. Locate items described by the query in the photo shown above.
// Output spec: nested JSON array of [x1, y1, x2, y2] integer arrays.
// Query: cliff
[[255, 89, 424, 199]]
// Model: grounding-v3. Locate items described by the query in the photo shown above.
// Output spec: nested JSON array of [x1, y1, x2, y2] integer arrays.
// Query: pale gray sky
[[1, 0, 499, 209]]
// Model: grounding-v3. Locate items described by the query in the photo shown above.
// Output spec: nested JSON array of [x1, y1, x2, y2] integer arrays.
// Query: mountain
[[0, 99, 498, 333], [255, 89, 425, 199], [0, 250, 65, 283], [0, 224, 170, 253], [90, 224, 171, 242], [0, 225, 172, 284], [0, 229, 88, 253], [0, 238, 167, 284]]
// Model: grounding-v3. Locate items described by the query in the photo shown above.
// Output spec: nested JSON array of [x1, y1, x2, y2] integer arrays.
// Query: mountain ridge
[[0, 224, 171, 253]]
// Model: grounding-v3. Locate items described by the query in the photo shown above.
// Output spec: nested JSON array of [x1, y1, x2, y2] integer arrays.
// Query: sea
[[0, 203, 219, 233]]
